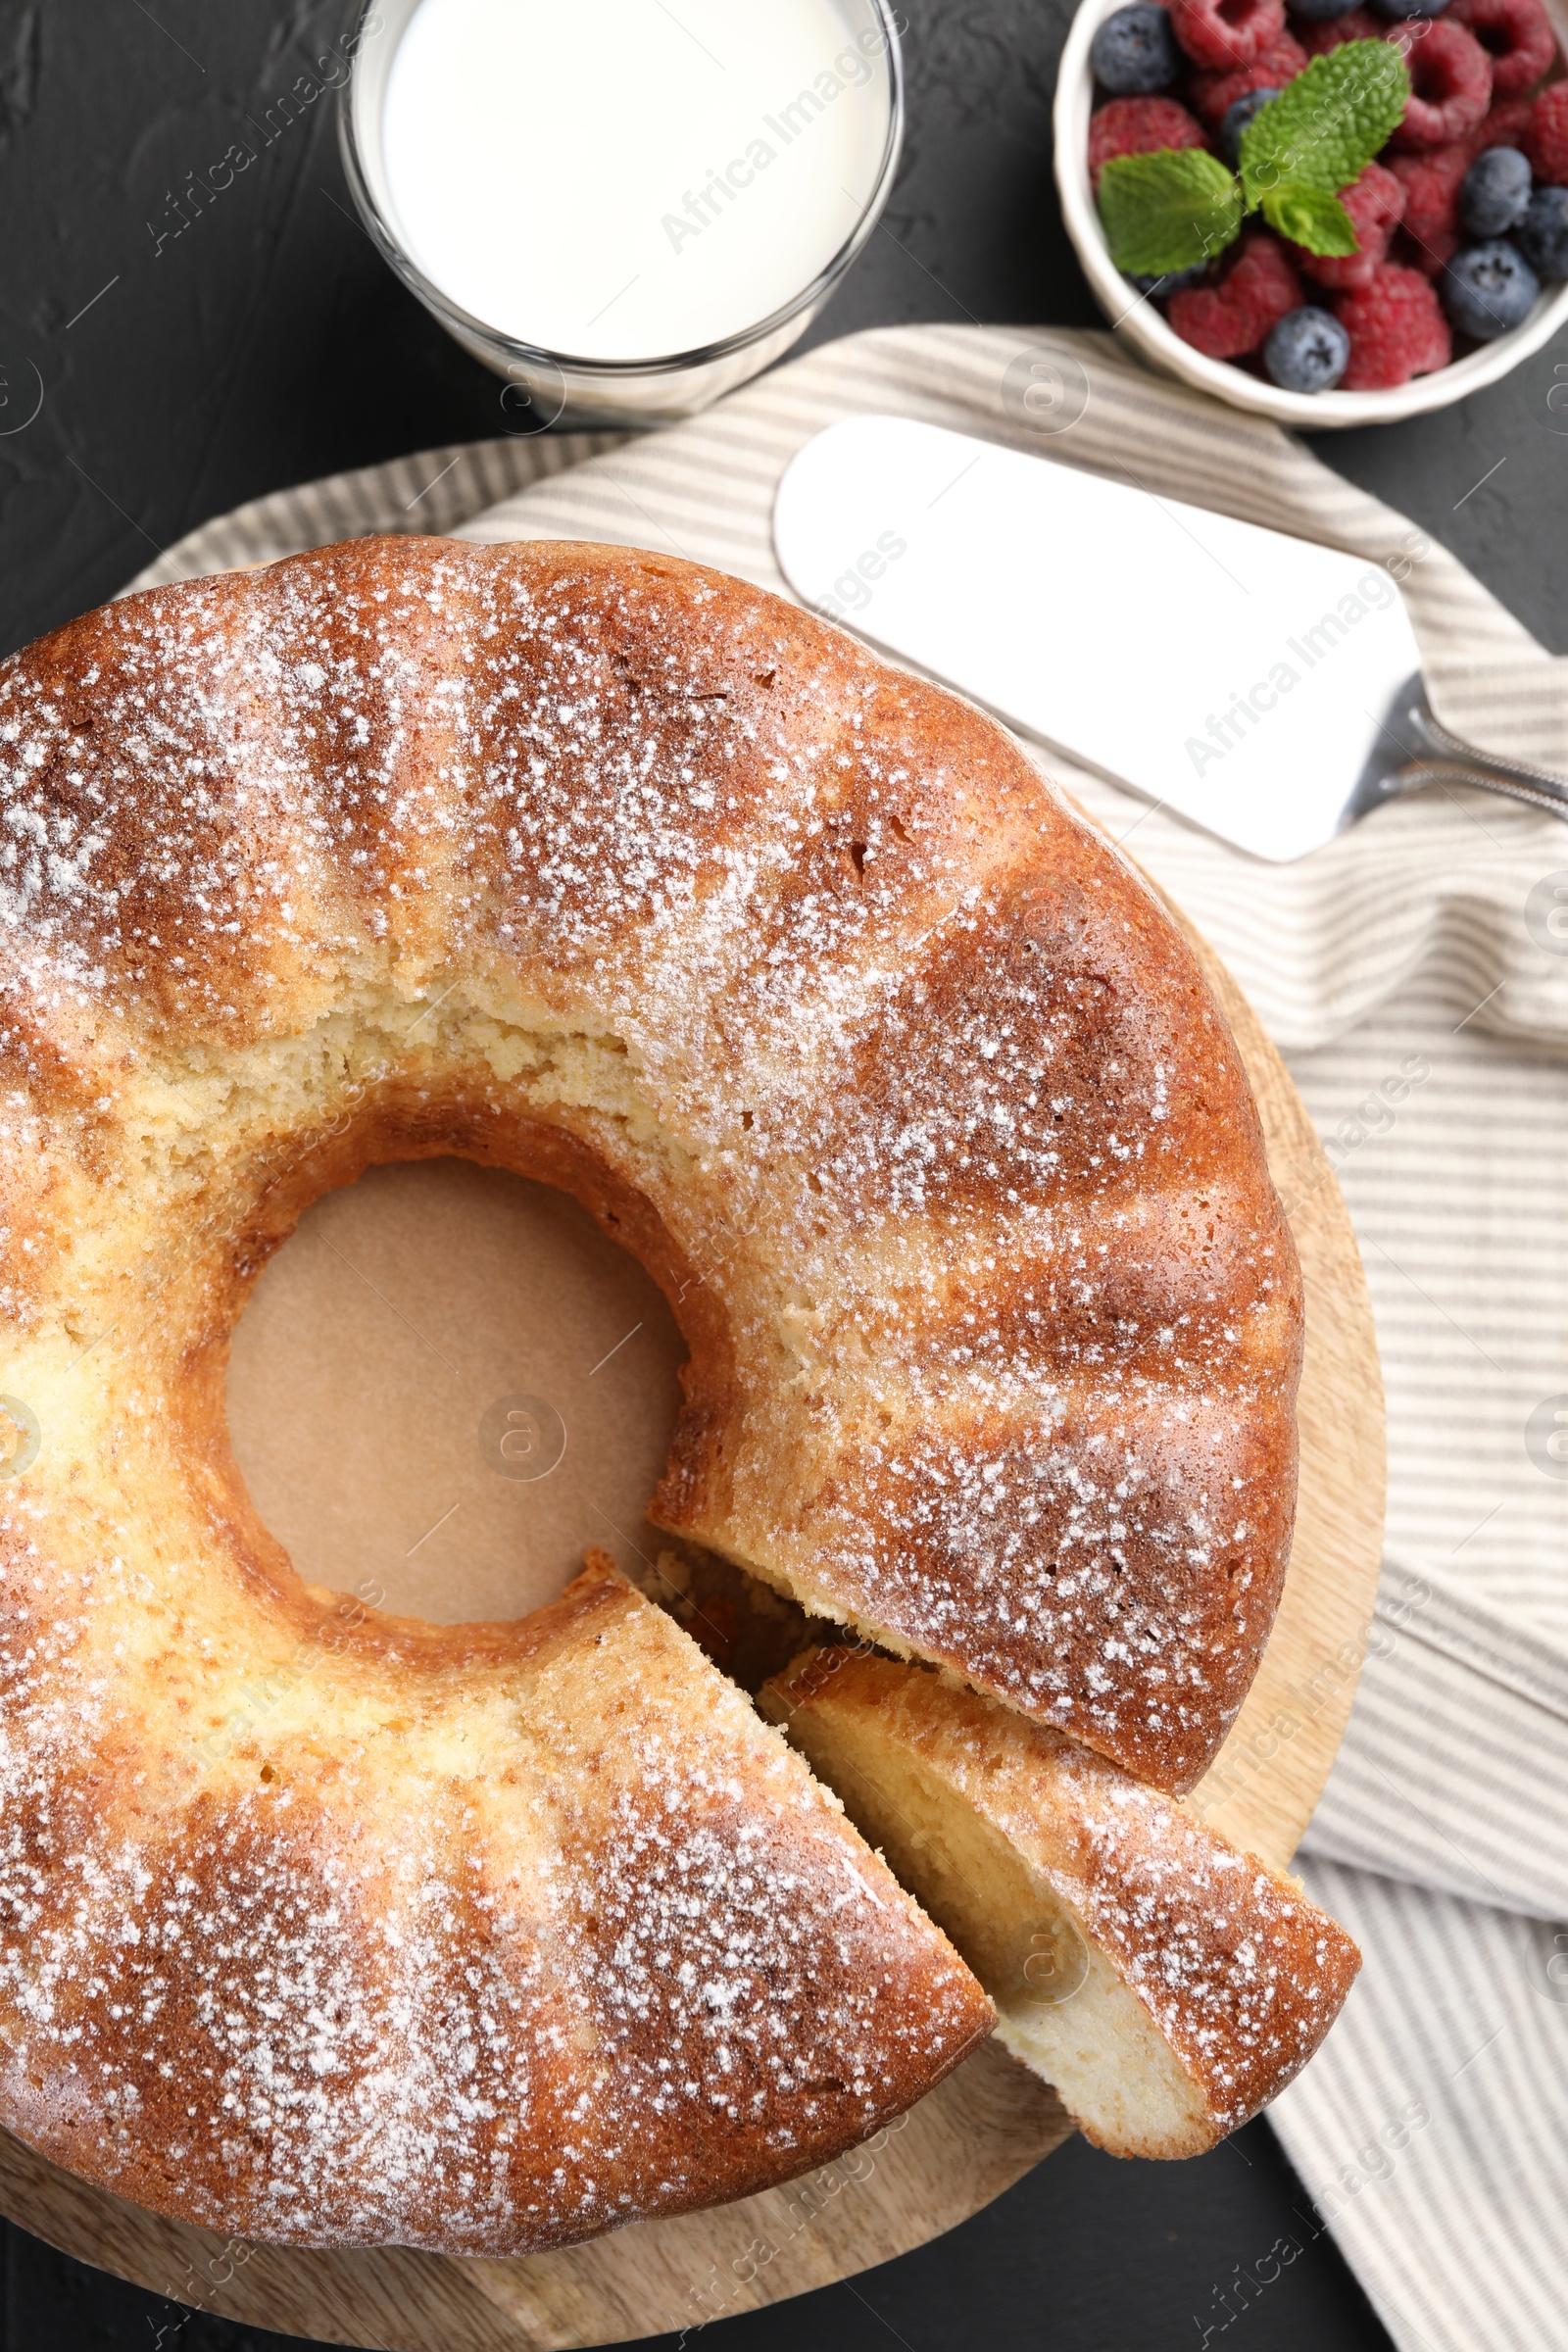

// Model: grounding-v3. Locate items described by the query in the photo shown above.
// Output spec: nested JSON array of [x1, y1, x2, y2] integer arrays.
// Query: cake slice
[[760, 1649, 1359, 2158]]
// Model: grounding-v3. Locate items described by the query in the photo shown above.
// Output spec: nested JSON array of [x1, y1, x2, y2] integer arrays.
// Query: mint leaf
[[1239, 43, 1409, 204], [1098, 150, 1244, 277], [1261, 182, 1359, 255]]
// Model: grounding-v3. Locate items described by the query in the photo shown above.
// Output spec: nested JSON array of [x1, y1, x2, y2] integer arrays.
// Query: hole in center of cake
[[224, 1157, 686, 1625]]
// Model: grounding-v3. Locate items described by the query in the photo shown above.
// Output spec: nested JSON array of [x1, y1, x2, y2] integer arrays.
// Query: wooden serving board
[[0, 914, 1385, 2351]]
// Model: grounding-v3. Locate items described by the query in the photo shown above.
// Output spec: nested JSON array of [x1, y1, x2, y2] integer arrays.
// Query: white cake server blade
[[772, 416, 1568, 861]]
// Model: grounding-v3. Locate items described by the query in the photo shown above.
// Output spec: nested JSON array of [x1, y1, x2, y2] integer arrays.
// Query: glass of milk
[[340, 0, 905, 425]]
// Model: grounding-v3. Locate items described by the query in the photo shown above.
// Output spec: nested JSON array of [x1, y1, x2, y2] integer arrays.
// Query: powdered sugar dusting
[[780, 1651, 1357, 2144], [0, 1564, 986, 2252], [0, 535, 1297, 2241], [1052, 1737, 1357, 2128]]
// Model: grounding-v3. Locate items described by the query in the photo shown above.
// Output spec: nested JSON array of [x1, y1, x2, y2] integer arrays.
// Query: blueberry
[[1442, 239, 1542, 337], [1288, 0, 1362, 18], [1371, 0, 1450, 17], [1219, 87, 1280, 166], [1091, 3, 1180, 92], [1517, 185, 1568, 280], [1263, 307, 1351, 392], [1124, 263, 1211, 295], [1460, 147, 1533, 238]]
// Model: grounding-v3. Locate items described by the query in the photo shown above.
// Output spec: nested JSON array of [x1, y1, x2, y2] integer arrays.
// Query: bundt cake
[[0, 534, 1306, 2249], [763, 1649, 1359, 2158], [0, 1545, 992, 2253]]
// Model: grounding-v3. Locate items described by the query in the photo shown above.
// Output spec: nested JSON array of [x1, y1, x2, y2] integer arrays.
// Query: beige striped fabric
[[125, 324, 1568, 2352], [122, 430, 630, 586], [1273, 1858, 1568, 2352]]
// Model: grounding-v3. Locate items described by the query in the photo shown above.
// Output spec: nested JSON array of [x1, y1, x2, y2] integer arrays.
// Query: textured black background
[[2, 0, 1557, 2343], [1, 0, 1565, 660]]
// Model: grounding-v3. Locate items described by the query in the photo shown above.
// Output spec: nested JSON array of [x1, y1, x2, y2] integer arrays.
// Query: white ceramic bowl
[[1053, 0, 1568, 426]]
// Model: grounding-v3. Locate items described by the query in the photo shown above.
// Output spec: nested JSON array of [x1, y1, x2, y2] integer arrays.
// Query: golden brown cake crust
[[0, 1554, 992, 2252], [0, 535, 1299, 1794], [0, 533, 1298, 2239], [765, 1649, 1360, 2150]]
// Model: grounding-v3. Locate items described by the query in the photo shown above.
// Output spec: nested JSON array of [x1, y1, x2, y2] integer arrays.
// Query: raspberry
[[1467, 95, 1537, 150], [1170, 0, 1287, 68], [1334, 260, 1453, 381], [1169, 230, 1304, 353], [1189, 31, 1308, 122], [1298, 7, 1381, 52], [1388, 19, 1494, 146], [1448, 0, 1555, 94], [1526, 81, 1568, 182], [1293, 159, 1408, 285], [1389, 141, 1471, 268], [1090, 94, 1211, 187]]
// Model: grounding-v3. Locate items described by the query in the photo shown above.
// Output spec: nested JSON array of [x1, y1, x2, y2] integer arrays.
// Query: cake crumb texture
[[0, 536, 1300, 2245]]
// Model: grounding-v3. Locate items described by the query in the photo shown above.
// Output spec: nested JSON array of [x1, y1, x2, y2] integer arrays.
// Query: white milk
[[376, 0, 894, 363]]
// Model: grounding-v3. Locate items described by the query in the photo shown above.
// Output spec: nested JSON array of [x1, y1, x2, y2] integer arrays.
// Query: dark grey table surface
[[5, 1, 1556, 2345]]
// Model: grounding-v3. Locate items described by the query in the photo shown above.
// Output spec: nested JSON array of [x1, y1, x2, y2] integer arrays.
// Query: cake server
[[771, 416, 1568, 862]]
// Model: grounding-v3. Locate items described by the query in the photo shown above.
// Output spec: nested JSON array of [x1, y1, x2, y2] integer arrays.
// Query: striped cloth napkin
[[126, 323, 1568, 2352]]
